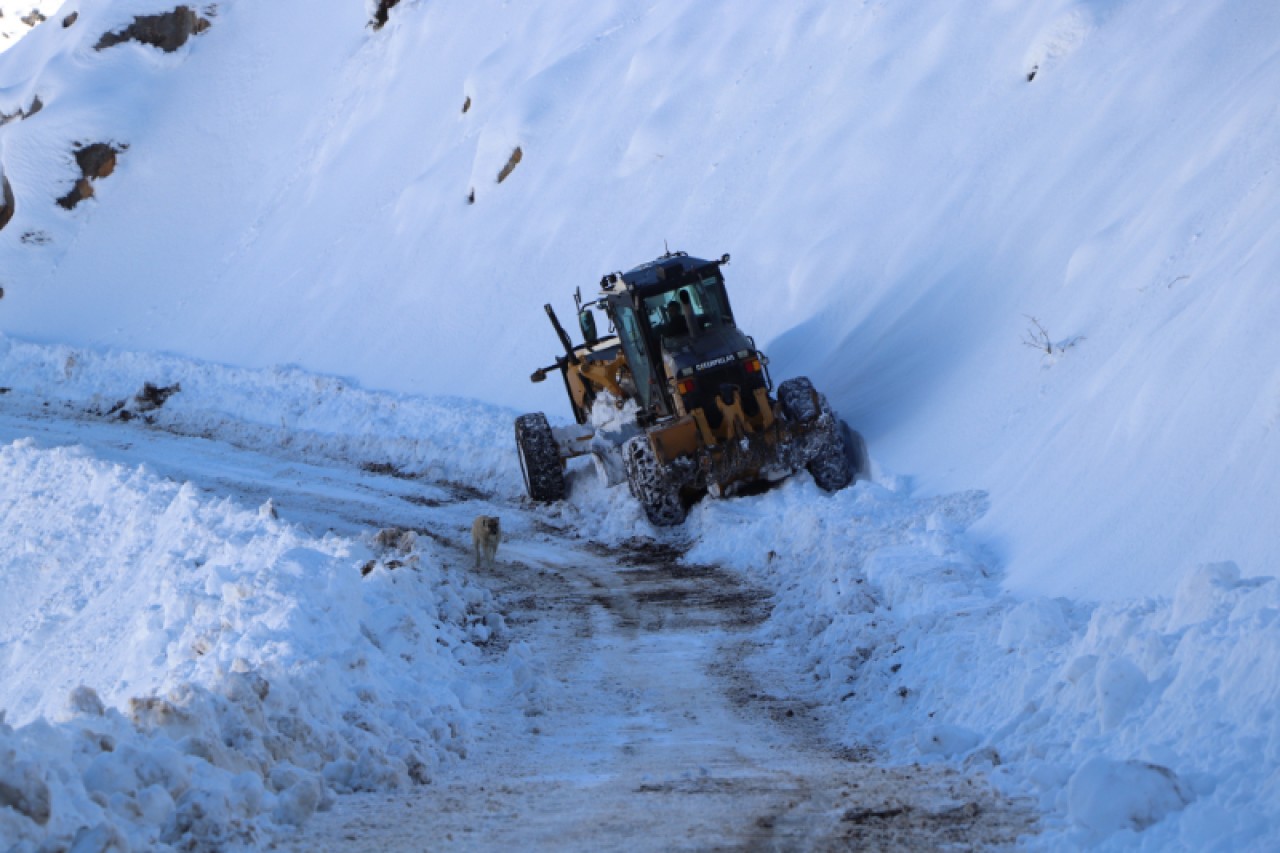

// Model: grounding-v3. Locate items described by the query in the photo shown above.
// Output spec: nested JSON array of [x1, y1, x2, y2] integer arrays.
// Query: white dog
[[471, 515, 501, 568]]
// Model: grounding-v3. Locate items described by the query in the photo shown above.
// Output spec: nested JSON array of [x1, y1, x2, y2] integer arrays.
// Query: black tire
[[840, 420, 870, 482], [781, 377, 853, 492], [807, 422, 853, 492], [515, 413, 566, 502], [778, 376, 819, 423], [622, 435, 687, 526]]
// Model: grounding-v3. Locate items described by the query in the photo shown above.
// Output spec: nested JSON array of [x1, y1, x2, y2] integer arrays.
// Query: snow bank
[[3, 334, 1278, 848], [681, 476, 1280, 850], [0, 433, 506, 850], [0, 333, 525, 498]]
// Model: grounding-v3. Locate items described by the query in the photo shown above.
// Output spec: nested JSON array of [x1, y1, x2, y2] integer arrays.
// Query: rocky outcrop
[[372, 0, 402, 30], [56, 143, 126, 210], [57, 178, 94, 210], [0, 95, 43, 128], [95, 6, 211, 52], [497, 147, 523, 183], [1, 171, 15, 232], [75, 143, 120, 180]]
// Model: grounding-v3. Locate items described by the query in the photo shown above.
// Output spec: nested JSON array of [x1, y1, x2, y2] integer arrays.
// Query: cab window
[[643, 276, 727, 338], [615, 303, 654, 407]]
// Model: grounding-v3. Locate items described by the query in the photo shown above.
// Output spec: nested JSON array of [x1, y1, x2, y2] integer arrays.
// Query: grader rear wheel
[[778, 376, 853, 492], [515, 413, 566, 502]]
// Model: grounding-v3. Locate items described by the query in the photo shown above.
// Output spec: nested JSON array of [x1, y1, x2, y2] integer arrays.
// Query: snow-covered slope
[[3, 0, 1276, 600]]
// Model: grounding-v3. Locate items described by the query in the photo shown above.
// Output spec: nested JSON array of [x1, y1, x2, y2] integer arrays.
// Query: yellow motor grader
[[515, 251, 863, 525]]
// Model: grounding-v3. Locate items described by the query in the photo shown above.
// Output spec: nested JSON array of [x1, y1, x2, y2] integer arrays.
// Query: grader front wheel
[[622, 436, 687, 526]]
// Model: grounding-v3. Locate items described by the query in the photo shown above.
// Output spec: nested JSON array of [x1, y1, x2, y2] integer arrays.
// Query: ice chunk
[[273, 775, 324, 826]]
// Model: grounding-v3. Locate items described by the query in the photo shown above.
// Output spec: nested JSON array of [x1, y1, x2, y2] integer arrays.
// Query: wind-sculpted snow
[[0, 435, 507, 850], [681, 477, 1280, 849]]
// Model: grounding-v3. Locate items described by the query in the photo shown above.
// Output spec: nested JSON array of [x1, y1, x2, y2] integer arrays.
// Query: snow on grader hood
[[516, 251, 865, 525]]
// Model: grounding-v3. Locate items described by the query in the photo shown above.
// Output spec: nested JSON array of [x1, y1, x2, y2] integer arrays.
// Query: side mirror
[[578, 309, 598, 346], [530, 368, 548, 383]]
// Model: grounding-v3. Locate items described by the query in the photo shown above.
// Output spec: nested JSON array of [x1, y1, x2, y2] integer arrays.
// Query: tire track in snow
[[276, 535, 1037, 850]]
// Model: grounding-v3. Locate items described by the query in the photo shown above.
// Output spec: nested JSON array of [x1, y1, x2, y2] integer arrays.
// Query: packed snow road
[[0, 388, 1035, 850], [277, 537, 1035, 851]]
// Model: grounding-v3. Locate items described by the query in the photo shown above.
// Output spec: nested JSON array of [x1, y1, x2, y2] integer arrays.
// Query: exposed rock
[[371, 0, 402, 30], [0, 95, 43, 128], [76, 142, 119, 179], [57, 177, 94, 210], [95, 6, 211, 52], [497, 146, 523, 183], [63, 11, 79, 28], [20, 10, 46, 27], [57, 142, 126, 210], [133, 381, 181, 411], [1, 172, 13, 231]]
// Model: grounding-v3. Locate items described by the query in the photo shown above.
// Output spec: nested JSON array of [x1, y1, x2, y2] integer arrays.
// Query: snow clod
[[1068, 757, 1192, 835], [0, 759, 52, 826], [69, 821, 129, 853], [68, 686, 107, 717], [1096, 656, 1149, 729]]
